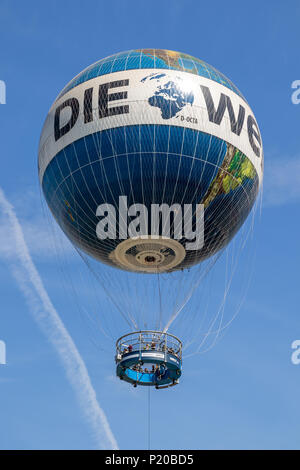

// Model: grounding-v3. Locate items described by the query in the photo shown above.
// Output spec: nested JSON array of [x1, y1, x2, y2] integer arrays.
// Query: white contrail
[[0, 187, 119, 450]]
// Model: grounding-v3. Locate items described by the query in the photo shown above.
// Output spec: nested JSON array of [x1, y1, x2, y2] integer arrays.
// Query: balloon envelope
[[38, 49, 263, 273]]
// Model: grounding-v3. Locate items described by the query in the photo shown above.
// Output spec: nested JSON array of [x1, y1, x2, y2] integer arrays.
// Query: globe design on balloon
[[141, 73, 194, 119], [38, 49, 263, 274]]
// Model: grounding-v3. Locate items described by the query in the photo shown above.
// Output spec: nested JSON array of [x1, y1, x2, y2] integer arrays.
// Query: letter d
[[54, 98, 79, 141]]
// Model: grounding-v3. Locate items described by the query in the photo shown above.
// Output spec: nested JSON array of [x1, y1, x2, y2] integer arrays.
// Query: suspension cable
[[148, 387, 151, 450]]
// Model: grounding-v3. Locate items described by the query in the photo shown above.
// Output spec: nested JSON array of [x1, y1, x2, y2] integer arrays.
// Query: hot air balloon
[[39, 49, 263, 388]]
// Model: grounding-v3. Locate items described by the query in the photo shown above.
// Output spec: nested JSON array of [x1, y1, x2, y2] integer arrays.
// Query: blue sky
[[0, 0, 300, 450]]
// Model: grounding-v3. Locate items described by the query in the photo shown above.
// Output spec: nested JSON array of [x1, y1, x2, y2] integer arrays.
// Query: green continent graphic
[[202, 145, 256, 208]]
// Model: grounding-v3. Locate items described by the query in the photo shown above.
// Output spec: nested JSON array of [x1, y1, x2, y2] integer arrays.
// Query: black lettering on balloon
[[200, 85, 245, 136], [54, 98, 79, 141], [84, 88, 93, 123], [247, 115, 261, 157], [98, 79, 129, 118]]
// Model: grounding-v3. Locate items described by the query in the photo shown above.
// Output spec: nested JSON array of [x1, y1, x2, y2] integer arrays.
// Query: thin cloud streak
[[0, 215, 72, 259], [0, 187, 118, 450]]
